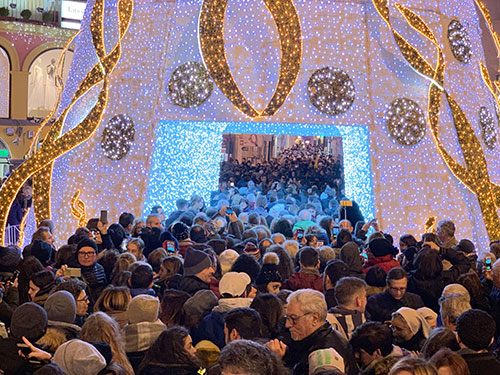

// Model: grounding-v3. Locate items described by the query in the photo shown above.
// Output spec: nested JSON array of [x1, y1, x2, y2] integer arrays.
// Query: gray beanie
[[53, 339, 106, 375], [184, 247, 212, 276], [11, 302, 48, 341], [127, 294, 159, 324], [45, 291, 76, 324], [183, 289, 218, 318]]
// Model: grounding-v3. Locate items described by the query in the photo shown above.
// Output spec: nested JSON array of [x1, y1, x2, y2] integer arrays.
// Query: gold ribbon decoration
[[372, 0, 500, 241], [70, 190, 88, 227], [198, 0, 302, 117], [0, 0, 134, 245]]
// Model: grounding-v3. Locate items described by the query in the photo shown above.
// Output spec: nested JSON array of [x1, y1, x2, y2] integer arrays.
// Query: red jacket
[[362, 254, 400, 274], [285, 271, 324, 292]]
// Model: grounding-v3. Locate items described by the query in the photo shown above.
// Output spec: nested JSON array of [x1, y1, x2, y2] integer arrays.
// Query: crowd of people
[[220, 141, 343, 193], [1, 177, 500, 375]]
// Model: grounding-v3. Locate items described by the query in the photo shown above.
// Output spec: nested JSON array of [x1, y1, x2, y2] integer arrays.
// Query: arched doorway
[[0, 46, 10, 118]]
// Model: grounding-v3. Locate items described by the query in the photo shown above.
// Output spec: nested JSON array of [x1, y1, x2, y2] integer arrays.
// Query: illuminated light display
[[48, 0, 499, 250], [101, 114, 135, 160], [143, 120, 374, 221], [0, 0, 133, 244], [307, 67, 356, 116], [70, 190, 87, 227], [168, 61, 213, 108], [479, 106, 497, 150], [198, 0, 302, 117], [447, 20, 473, 65], [385, 98, 426, 146]]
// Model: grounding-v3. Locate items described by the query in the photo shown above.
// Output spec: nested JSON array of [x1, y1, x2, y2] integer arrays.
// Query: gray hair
[[439, 293, 471, 325], [442, 283, 470, 302], [437, 220, 455, 237], [283, 240, 299, 259], [298, 209, 312, 222], [287, 289, 327, 321]]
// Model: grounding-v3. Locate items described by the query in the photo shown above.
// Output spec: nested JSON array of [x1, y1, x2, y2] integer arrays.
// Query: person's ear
[[374, 348, 382, 358], [315, 260, 320, 269], [128, 279, 131, 287], [230, 328, 241, 341]]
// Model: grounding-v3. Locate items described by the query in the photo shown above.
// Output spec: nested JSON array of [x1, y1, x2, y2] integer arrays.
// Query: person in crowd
[[175, 247, 215, 295], [329, 277, 368, 339], [418, 307, 438, 330], [137, 326, 204, 375], [350, 321, 403, 375], [126, 238, 146, 262], [390, 307, 431, 352], [255, 262, 282, 294], [308, 348, 346, 374], [439, 293, 471, 331], [128, 263, 156, 297], [223, 307, 263, 344], [457, 272, 490, 313], [250, 293, 283, 339], [193, 272, 253, 348], [323, 259, 351, 309], [367, 268, 424, 322], [388, 357, 437, 375], [94, 286, 131, 329], [285, 247, 323, 291], [365, 266, 388, 297], [436, 220, 458, 249], [339, 241, 364, 278], [218, 339, 289, 375], [456, 309, 500, 374], [119, 212, 135, 238], [266, 289, 357, 375], [28, 269, 56, 306], [429, 348, 470, 375], [218, 249, 239, 276], [420, 327, 460, 359], [363, 238, 400, 274], [482, 258, 500, 342], [156, 255, 183, 294]]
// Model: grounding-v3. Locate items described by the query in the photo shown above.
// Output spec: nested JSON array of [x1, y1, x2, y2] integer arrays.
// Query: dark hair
[[248, 213, 260, 226], [413, 248, 443, 280], [456, 309, 496, 351], [97, 249, 120, 280], [350, 321, 393, 357], [160, 256, 183, 282], [159, 289, 190, 327], [298, 246, 319, 268], [87, 218, 100, 230], [130, 264, 153, 289], [176, 199, 189, 210], [318, 216, 333, 242], [458, 272, 484, 301], [207, 239, 226, 256], [429, 348, 470, 375], [421, 232, 440, 247], [219, 340, 289, 375], [270, 218, 293, 238], [231, 254, 261, 283], [324, 259, 350, 287], [225, 307, 262, 341], [118, 212, 135, 229], [386, 267, 407, 283], [335, 277, 367, 306], [17, 256, 44, 304], [267, 244, 295, 280], [50, 278, 87, 301], [113, 270, 131, 287], [30, 270, 55, 294], [249, 294, 283, 339], [420, 327, 460, 359], [365, 266, 387, 287], [138, 326, 201, 372], [242, 229, 258, 241], [33, 363, 66, 375], [54, 244, 77, 269], [147, 248, 168, 273], [400, 234, 418, 248], [336, 229, 352, 248]]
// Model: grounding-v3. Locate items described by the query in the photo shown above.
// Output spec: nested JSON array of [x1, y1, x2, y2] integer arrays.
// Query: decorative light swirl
[[198, 0, 302, 117], [168, 61, 213, 108], [101, 114, 136, 161], [447, 20, 473, 64], [385, 98, 426, 146], [479, 106, 497, 150], [0, 0, 134, 245]]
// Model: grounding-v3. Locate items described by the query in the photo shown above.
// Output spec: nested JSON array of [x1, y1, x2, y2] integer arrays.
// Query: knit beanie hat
[[219, 272, 251, 297], [172, 222, 190, 241], [77, 238, 98, 253], [190, 225, 208, 243], [183, 289, 218, 318], [0, 245, 20, 272], [11, 302, 48, 341], [368, 238, 397, 258], [255, 263, 282, 286], [31, 240, 53, 267], [207, 239, 226, 256], [184, 247, 212, 276], [243, 242, 261, 261], [455, 239, 475, 254], [308, 348, 345, 374], [219, 249, 239, 275], [45, 290, 76, 324], [53, 339, 106, 375], [127, 294, 159, 324]]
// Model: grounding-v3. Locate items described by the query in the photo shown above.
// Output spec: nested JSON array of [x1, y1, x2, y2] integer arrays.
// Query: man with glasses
[[366, 267, 424, 322], [266, 289, 357, 375]]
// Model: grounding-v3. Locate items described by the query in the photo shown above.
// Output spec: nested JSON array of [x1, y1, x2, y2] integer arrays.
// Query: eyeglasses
[[79, 251, 96, 257], [284, 312, 311, 325], [77, 296, 89, 302], [389, 286, 407, 292]]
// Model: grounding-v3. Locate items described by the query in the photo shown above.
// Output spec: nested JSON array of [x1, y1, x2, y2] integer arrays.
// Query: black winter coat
[[283, 322, 358, 375], [366, 290, 424, 322]]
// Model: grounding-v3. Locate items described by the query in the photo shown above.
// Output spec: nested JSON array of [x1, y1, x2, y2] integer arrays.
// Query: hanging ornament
[[168, 61, 213, 108], [386, 98, 426, 146], [101, 114, 135, 161], [479, 106, 497, 149], [308, 67, 356, 116], [447, 20, 473, 64]]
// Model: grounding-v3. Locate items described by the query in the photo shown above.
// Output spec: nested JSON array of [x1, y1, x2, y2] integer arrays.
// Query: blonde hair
[[389, 357, 437, 375], [80, 312, 134, 375], [94, 286, 131, 313]]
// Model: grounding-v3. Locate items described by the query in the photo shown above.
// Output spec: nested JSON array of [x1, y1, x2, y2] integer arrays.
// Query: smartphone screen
[[226, 208, 233, 215], [100, 210, 108, 225], [166, 241, 175, 253], [486, 258, 492, 270]]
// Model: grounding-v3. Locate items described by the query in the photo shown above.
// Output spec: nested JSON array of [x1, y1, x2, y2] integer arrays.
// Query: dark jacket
[[175, 275, 210, 296], [459, 348, 500, 375], [139, 363, 204, 375], [325, 288, 337, 310], [366, 289, 424, 322], [285, 271, 323, 292], [0, 336, 43, 375], [283, 322, 358, 375], [407, 273, 445, 313]]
